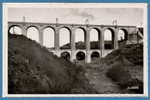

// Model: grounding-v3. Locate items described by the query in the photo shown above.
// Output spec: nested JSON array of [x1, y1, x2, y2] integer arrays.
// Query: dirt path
[[85, 67, 123, 94]]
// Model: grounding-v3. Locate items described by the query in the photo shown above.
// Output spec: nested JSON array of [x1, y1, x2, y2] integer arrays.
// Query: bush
[[106, 62, 132, 88], [102, 42, 143, 94], [106, 62, 143, 93]]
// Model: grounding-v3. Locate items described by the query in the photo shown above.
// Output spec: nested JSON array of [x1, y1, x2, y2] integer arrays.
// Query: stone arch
[[26, 25, 39, 31], [76, 51, 86, 61], [42, 26, 55, 48], [8, 25, 23, 35], [26, 26, 40, 43], [104, 28, 115, 49], [61, 51, 70, 61], [91, 51, 100, 61], [118, 28, 128, 41], [74, 27, 86, 49], [59, 27, 71, 49], [42, 25, 56, 32], [89, 28, 101, 49]]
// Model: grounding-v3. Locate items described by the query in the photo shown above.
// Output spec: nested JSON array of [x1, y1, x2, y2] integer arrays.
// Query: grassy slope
[[8, 34, 97, 94], [85, 43, 143, 94], [104, 44, 143, 93]]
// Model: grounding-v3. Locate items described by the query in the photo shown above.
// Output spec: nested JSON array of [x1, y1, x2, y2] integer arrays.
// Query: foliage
[[8, 34, 97, 94], [104, 44, 143, 94]]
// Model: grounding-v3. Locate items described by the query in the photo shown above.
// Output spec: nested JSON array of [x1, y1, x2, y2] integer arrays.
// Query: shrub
[[106, 62, 132, 88], [106, 62, 143, 93]]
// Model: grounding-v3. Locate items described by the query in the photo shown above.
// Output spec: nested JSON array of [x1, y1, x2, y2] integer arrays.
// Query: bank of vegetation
[[104, 44, 143, 93], [8, 33, 97, 94]]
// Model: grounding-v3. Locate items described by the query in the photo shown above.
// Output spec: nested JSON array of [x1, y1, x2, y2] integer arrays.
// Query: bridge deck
[[8, 21, 136, 28]]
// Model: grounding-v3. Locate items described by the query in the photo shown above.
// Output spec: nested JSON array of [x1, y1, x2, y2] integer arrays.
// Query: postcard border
[[1, 1, 150, 97]]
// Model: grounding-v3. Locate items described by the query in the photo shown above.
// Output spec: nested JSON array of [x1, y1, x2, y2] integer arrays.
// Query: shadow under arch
[[76, 51, 86, 61], [60, 51, 70, 61], [91, 51, 100, 60]]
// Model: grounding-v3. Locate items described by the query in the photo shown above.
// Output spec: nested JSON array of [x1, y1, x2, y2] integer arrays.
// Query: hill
[[102, 43, 143, 93], [8, 33, 97, 94], [85, 43, 143, 94]]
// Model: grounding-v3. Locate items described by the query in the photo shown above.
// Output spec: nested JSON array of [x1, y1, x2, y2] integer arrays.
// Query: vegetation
[[105, 44, 143, 93], [8, 31, 143, 94], [8, 33, 97, 94]]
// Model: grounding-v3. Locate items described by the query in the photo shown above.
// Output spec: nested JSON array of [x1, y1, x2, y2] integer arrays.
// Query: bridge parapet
[[8, 21, 137, 31]]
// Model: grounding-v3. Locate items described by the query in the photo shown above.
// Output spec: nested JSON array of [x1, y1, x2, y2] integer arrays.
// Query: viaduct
[[8, 21, 138, 63]]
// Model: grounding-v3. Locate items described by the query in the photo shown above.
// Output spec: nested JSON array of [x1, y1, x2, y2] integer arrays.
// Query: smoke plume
[[70, 9, 94, 20]]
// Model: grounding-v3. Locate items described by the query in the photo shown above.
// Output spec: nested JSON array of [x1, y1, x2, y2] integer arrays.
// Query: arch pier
[[8, 21, 138, 63]]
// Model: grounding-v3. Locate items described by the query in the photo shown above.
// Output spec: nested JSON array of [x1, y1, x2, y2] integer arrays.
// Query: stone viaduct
[[8, 21, 138, 63]]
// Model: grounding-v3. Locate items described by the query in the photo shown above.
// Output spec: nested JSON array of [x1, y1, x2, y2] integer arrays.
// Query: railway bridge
[[8, 21, 138, 63]]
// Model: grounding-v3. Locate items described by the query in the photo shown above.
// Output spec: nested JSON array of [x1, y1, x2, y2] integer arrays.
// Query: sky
[[8, 7, 143, 47]]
